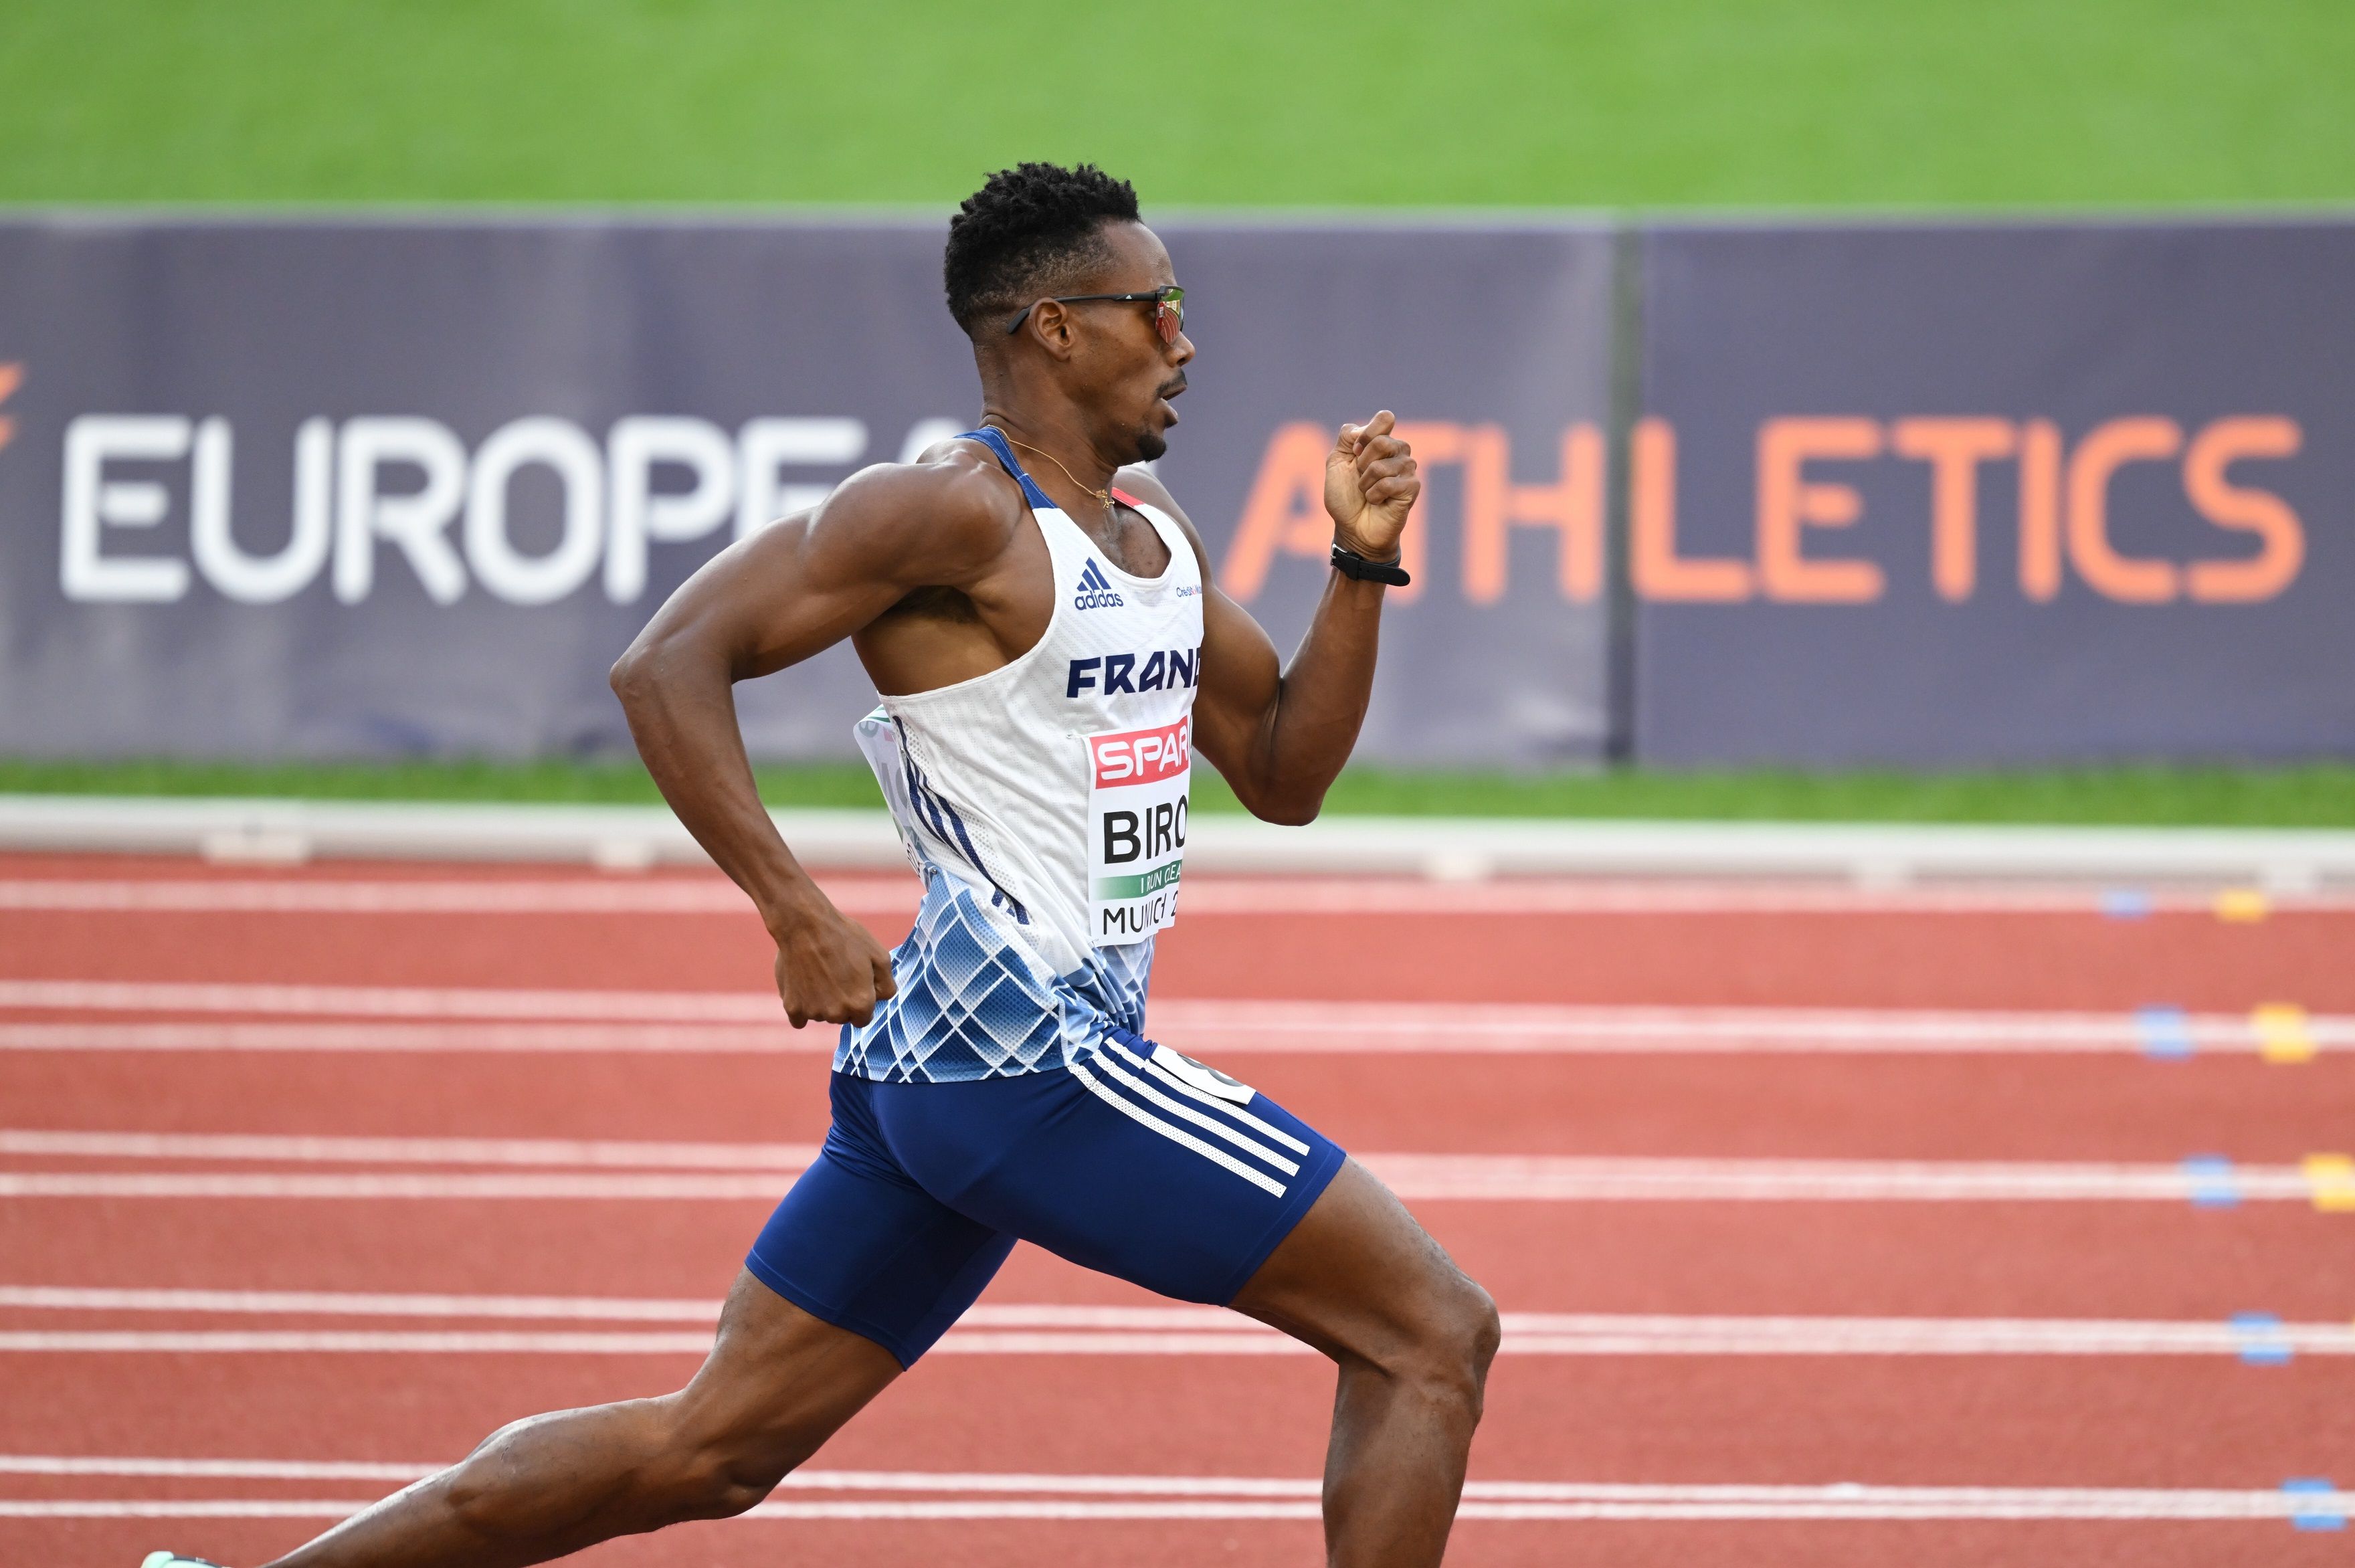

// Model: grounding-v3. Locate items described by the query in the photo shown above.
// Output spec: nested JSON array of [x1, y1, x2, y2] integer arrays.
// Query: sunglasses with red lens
[[1005, 285, 1185, 344]]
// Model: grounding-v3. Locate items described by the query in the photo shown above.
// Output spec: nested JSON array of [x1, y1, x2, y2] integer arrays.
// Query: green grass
[[7, 758, 2355, 827], [3, 1, 2352, 209]]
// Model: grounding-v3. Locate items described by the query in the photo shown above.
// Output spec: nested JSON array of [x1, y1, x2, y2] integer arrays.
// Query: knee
[[658, 1443, 794, 1523], [1398, 1274, 1501, 1415], [645, 1402, 816, 1525]]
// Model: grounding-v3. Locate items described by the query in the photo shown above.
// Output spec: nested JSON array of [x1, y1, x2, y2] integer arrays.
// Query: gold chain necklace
[[1000, 433, 1113, 522]]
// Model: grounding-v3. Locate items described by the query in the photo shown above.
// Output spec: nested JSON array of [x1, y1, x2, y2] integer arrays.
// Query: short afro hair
[[944, 162, 1141, 336]]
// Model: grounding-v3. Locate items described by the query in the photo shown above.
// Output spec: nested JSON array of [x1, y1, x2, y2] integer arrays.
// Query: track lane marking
[[0, 1135, 2336, 1202], [1, 1465, 2347, 1522], [3, 1295, 2351, 1357], [11, 874, 2350, 917], [3, 991, 2350, 1055], [0, 1129, 819, 1169]]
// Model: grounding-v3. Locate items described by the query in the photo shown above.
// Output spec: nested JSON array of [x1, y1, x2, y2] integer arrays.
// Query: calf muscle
[[261, 1274, 901, 1568]]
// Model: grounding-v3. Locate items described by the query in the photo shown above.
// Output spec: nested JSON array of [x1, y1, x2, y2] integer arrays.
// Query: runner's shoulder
[[1111, 464, 1188, 522], [818, 437, 1030, 575], [1114, 466, 1214, 571]]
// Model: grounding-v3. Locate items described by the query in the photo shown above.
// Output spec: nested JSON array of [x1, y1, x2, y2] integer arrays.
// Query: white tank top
[[836, 427, 1206, 1082]]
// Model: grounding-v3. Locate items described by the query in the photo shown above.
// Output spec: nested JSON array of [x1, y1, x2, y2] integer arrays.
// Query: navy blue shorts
[[745, 1030, 1347, 1367]]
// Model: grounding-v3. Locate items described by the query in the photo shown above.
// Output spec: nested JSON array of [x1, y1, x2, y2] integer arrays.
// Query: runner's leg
[[1228, 1159, 1501, 1568], [258, 1270, 901, 1568]]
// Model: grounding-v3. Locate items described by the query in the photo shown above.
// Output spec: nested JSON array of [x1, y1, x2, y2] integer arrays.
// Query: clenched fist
[[1325, 410, 1420, 561], [768, 896, 899, 1029]]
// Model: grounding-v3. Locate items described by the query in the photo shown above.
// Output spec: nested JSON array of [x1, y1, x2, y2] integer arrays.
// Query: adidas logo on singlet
[[1073, 560, 1126, 611]]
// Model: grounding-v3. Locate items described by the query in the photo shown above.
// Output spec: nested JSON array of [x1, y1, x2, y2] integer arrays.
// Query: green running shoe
[[140, 1554, 227, 1567]]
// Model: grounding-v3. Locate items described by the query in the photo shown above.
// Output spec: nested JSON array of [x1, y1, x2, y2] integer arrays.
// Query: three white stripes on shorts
[[1063, 1039, 1311, 1197]]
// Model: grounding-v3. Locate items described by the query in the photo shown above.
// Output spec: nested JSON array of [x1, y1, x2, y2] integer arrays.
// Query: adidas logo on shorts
[[1073, 560, 1126, 610]]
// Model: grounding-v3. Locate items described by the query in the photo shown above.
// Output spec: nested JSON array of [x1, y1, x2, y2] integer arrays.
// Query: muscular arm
[[1123, 413, 1419, 825], [609, 454, 1018, 1025]]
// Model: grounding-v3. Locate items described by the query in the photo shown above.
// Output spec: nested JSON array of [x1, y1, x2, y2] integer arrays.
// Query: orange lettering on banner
[[1891, 417, 2015, 601], [1756, 417, 1883, 603], [1462, 423, 1604, 603], [0, 363, 20, 452], [1630, 418, 1752, 601], [2184, 417, 2305, 603], [2017, 419, 2063, 601], [2066, 417, 2182, 603], [1218, 422, 1334, 600], [1221, 420, 1452, 604]]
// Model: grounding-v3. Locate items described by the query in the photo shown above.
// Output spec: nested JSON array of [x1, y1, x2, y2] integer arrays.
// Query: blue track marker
[[2229, 1312, 2292, 1365], [2181, 1155, 2239, 1208], [2099, 888, 2153, 920], [2136, 1006, 2194, 1060], [2283, 1478, 2346, 1531]]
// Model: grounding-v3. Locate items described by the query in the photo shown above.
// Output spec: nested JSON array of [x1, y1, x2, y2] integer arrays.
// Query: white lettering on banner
[[190, 417, 335, 604], [1085, 717, 1190, 947], [334, 418, 469, 605], [54, 414, 958, 605], [736, 417, 866, 539], [464, 418, 605, 606], [605, 417, 737, 602], [60, 415, 193, 603]]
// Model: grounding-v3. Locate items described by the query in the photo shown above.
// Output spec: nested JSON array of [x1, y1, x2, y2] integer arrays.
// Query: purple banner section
[[0, 217, 1615, 765], [1632, 220, 2355, 767]]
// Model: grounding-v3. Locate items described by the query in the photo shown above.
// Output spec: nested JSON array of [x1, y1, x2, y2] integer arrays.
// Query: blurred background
[[9, 9, 2355, 1567], [4, 0, 2352, 822]]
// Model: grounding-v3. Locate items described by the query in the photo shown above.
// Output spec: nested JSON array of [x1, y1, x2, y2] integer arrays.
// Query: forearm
[[610, 639, 826, 932], [1239, 569, 1389, 823]]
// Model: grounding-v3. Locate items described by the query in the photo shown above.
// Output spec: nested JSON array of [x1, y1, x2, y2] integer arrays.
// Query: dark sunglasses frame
[[1005, 286, 1185, 342]]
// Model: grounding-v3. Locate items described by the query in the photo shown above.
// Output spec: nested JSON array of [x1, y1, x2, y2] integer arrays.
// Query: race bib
[[1085, 716, 1190, 946]]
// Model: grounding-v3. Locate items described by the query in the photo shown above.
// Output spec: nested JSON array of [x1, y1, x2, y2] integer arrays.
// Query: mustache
[[1157, 374, 1188, 399]]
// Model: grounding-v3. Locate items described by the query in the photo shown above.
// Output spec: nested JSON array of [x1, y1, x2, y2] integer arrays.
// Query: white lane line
[[0, 1172, 797, 1199], [8, 1287, 2350, 1356], [1161, 999, 2355, 1050], [0, 1483, 2346, 1523], [0, 1135, 2336, 1203], [0, 1312, 2346, 1358], [0, 1287, 1246, 1328], [13, 875, 2338, 918], [0, 1129, 820, 1170], [0, 878, 789, 915], [0, 979, 781, 1021], [1363, 1153, 2327, 1202], [0, 1022, 821, 1053], [4, 992, 2348, 1055], [0, 1021, 822, 1054]]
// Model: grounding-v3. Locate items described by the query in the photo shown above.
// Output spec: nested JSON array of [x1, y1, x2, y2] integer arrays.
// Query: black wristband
[[1330, 543, 1412, 587]]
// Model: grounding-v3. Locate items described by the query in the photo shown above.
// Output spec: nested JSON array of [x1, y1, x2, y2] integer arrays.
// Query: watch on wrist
[[1330, 543, 1412, 587]]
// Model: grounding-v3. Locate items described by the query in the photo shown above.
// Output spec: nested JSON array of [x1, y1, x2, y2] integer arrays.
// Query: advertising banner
[[0, 217, 1616, 765], [1632, 220, 2355, 766]]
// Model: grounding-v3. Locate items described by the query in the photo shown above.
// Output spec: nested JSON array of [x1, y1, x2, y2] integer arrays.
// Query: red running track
[[2, 854, 2352, 1567]]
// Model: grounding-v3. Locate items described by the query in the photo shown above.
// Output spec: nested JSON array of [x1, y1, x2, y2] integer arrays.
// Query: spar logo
[[0, 363, 20, 453], [1089, 716, 1190, 788], [1073, 559, 1125, 610]]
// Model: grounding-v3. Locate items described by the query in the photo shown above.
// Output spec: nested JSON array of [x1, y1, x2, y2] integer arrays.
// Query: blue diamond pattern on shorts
[[836, 873, 1154, 1082]]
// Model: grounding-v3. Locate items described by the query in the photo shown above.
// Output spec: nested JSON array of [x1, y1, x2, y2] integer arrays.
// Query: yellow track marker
[[2255, 1004, 2318, 1064], [2213, 888, 2270, 923], [2303, 1155, 2355, 1212]]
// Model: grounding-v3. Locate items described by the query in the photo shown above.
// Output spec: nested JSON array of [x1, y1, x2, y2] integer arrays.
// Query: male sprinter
[[146, 162, 1497, 1568]]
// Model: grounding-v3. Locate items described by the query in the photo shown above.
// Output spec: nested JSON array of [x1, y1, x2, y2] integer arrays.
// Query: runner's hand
[[1325, 410, 1420, 559], [769, 900, 898, 1028]]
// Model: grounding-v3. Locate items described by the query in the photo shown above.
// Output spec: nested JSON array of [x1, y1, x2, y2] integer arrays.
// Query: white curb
[[2, 794, 2352, 886]]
